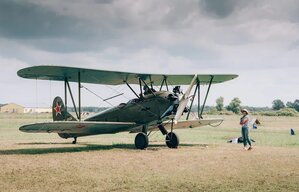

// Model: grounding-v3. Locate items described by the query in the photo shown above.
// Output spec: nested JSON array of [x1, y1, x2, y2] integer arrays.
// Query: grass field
[[0, 114, 298, 192]]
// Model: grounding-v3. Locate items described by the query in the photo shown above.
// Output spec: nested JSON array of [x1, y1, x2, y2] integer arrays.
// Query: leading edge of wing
[[158, 118, 224, 130], [17, 65, 238, 85], [19, 121, 139, 134], [129, 118, 224, 133]]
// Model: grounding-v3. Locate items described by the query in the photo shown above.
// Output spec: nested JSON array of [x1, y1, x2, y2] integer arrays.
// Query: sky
[[0, 0, 298, 108]]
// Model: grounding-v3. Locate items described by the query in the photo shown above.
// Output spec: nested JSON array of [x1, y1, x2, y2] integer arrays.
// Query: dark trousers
[[241, 126, 251, 147]]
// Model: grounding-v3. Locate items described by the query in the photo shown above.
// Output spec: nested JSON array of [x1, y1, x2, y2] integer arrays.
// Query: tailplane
[[52, 96, 77, 121]]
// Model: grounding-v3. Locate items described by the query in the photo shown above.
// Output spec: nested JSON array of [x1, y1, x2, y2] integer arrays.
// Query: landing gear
[[72, 137, 77, 144], [166, 132, 179, 148], [135, 132, 149, 149], [159, 120, 180, 148]]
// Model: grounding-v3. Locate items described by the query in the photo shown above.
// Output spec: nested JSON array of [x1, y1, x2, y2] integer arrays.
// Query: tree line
[[272, 99, 299, 112], [213, 97, 299, 116], [67, 98, 299, 117]]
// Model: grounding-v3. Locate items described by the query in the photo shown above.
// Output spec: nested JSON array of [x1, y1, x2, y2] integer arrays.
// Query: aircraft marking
[[54, 102, 62, 116]]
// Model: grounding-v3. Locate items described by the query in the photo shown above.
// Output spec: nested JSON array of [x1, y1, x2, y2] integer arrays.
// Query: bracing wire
[[105, 84, 132, 101], [81, 85, 114, 107]]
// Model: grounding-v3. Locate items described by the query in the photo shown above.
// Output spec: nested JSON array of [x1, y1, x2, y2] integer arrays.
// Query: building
[[24, 107, 52, 114], [0, 103, 24, 113]]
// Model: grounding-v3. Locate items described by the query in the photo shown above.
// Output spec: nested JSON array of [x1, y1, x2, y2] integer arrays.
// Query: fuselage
[[85, 91, 178, 125]]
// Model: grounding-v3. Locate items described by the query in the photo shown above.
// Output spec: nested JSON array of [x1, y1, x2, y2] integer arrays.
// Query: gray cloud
[[289, 39, 299, 50], [0, 0, 91, 39], [1, 0, 297, 54], [1, 0, 299, 107], [199, 0, 249, 18]]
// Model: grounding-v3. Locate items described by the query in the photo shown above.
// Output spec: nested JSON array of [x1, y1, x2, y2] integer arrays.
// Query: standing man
[[240, 109, 252, 150]]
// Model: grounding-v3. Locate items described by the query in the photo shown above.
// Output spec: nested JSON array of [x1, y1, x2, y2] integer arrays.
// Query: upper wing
[[17, 65, 238, 85], [19, 121, 139, 135]]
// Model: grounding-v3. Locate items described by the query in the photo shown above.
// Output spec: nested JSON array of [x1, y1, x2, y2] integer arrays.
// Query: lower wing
[[19, 121, 139, 135], [20, 118, 223, 135], [129, 118, 223, 133], [162, 118, 224, 129]]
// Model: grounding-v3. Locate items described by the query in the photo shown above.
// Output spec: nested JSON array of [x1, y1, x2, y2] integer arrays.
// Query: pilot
[[143, 85, 156, 95], [173, 86, 182, 96]]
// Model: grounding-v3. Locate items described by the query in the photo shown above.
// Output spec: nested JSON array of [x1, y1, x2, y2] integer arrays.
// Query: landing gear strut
[[135, 132, 149, 149], [165, 119, 179, 148], [72, 137, 77, 144]]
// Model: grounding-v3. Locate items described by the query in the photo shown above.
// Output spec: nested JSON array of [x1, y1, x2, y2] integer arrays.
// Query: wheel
[[135, 132, 149, 149], [166, 132, 179, 148]]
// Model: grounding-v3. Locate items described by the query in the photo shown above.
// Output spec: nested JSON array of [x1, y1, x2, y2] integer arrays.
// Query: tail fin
[[52, 96, 77, 121]]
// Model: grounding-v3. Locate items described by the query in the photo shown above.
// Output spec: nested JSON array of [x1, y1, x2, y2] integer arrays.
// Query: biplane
[[17, 66, 237, 149]]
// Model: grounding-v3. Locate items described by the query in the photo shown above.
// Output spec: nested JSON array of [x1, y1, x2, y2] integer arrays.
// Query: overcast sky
[[0, 0, 298, 108]]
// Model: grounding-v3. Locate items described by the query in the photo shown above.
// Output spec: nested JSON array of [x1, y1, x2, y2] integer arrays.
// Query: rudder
[[52, 96, 76, 121]]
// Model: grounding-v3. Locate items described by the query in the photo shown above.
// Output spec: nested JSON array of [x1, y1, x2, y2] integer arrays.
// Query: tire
[[166, 132, 179, 148], [135, 132, 149, 149]]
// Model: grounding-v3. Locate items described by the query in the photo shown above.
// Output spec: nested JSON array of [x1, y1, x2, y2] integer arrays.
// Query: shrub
[[259, 108, 298, 117], [204, 108, 234, 115], [277, 108, 298, 116]]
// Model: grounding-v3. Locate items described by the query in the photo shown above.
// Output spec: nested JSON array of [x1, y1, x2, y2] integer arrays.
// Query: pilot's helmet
[[173, 86, 181, 94]]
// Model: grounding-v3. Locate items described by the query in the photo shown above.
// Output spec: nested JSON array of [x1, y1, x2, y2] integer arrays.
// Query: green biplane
[[17, 66, 238, 149]]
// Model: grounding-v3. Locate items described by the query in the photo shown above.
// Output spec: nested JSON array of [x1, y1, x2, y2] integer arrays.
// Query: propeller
[[174, 75, 198, 124]]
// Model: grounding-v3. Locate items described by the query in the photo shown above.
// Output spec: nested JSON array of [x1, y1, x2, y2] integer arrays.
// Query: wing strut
[[64, 77, 68, 119], [64, 72, 82, 121], [65, 79, 79, 120], [198, 80, 201, 118], [139, 78, 143, 98], [185, 75, 213, 120], [159, 76, 169, 91], [139, 78, 156, 96], [125, 81, 140, 99], [78, 71, 81, 121], [186, 80, 199, 120], [199, 75, 214, 118]]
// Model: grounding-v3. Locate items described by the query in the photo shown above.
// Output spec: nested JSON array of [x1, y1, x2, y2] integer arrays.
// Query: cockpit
[[143, 85, 157, 95]]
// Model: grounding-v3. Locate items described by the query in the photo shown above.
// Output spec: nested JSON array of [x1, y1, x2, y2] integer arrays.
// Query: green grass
[[0, 114, 299, 192], [148, 115, 299, 147], [2, 113, 298, 146]]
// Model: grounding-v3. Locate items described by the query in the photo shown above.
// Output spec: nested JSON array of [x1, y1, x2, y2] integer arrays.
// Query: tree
[[226, 97, 241, 114], [293, 100, 299, 112], [286, 101, 294, 108], [216, 97, 224, 111], [272, 99, 285, 110]]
